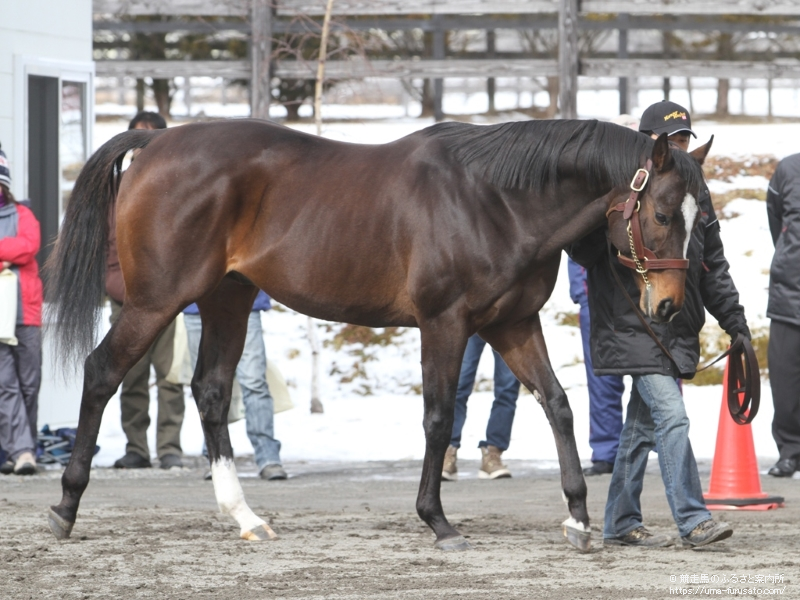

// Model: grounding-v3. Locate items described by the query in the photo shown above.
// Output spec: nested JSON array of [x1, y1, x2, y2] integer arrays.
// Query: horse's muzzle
[[655, 297, 679, 323]]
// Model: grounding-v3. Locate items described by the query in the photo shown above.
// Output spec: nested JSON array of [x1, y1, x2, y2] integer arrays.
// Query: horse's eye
[[655, 212, 670, 226]]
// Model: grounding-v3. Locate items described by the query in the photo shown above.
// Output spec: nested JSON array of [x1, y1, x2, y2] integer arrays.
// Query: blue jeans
[[603, 374, 710, 539], [578, 300, 625, 463], [185, 311, 282, 468], [450, 335, 520, 451]]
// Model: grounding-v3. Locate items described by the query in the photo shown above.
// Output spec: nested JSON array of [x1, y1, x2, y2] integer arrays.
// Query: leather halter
[[605, 159, 690, 289], [604, 162, 760, 425]]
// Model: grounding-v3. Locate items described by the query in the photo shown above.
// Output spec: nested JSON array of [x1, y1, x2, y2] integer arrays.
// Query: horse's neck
[[530, 186, 615, 260]]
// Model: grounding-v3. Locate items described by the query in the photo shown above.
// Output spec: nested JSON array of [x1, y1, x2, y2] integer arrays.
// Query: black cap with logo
[[638, 100, 696, 138]]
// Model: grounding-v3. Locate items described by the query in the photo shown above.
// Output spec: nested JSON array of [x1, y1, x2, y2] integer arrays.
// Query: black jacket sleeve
[[565, 225, 608, 269], [698, 197, 750, 340], [767, 165, 785, 245]]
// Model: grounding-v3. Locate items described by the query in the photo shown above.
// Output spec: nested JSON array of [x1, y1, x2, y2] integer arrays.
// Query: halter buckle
[[630, 168, 650, 192]]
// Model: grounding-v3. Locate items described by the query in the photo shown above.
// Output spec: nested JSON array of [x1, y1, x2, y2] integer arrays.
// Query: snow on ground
[[88, 101, 788, 468]]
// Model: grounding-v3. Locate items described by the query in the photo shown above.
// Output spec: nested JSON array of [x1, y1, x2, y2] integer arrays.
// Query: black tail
[[44, 129, 164, 371]]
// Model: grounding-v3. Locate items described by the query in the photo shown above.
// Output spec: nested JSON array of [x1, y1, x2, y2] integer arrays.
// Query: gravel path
[[1, 459, 797, 599]]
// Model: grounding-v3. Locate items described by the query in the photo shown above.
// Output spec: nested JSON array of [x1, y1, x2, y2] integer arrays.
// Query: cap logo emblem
[[663, 111, 687, 121]]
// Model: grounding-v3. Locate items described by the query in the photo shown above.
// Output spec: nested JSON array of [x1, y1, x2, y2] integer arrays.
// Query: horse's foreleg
[[482, 315, 591, 552], [49, 307, 173, 539], [193, 281, 276, 542], [416, 320, 470, 551]]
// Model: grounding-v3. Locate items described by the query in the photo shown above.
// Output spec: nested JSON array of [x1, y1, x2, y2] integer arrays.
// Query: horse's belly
[[265, 288, 418, 328]]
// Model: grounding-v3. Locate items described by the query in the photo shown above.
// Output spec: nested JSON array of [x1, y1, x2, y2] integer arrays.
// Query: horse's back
[[115, 120, 454, 326]]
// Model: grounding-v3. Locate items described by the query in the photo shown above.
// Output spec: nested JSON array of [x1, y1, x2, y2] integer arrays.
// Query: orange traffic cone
[[704, 358, 784, 510]]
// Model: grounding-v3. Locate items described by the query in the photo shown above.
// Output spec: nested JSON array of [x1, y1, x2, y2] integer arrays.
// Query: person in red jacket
[[0, 145, 42, 476]]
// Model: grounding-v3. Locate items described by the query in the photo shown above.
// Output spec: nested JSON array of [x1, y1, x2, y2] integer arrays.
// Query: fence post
[[558, 0, 578, 119], [433, 13, 445, 122], [618, 13, 629, 114], [662, 32, 671, 101], [184, 74, 192, 116], [251, 0, 272, 120], [487, 29, 496, 114], [768, 77, 773, 120]]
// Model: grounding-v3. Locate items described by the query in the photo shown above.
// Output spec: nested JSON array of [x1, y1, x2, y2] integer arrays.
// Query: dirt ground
[[0, 458, 797, 599]]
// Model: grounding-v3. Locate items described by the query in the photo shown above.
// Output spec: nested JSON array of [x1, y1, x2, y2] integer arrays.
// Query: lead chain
[[626, 220, 651, 289]]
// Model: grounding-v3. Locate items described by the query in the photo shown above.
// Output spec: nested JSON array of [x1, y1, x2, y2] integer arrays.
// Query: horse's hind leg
[[49, 306, 176, 539], [416, 317, 471, 551], [192, 278, 276, 542], [481, 314, 591, 552]]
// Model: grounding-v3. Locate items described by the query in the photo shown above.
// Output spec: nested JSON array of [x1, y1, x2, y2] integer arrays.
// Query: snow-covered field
[[85, 99, 791, 469]]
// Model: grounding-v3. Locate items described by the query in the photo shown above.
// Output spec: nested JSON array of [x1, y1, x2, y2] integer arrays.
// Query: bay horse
[[45, 118, 711, 552]]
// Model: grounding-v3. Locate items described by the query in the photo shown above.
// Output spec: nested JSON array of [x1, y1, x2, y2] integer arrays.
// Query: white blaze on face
[[211, 457, 266, 533], [681, 193, 698, 259]]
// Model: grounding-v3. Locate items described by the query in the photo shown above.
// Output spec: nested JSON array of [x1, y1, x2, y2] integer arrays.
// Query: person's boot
[[113, 451, 152, 469], [0, 460, 14, 475], [159, 454, 184, 470], [583, 461, 614, 476], [767, 457, 797, 477], [442, 445, 458, 481], [478, 445, 511, 479], [260, 464, 288, 480], [681, 519, 733, 548], [604, 526, 675, 547], [13, 452, 37, 476]]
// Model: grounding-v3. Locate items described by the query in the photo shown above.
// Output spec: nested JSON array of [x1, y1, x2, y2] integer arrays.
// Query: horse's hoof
[[562, 518, 592, 553], [241, 523, 278, 541], [48, 508, 74, 540], [434, 535, 472, 551]]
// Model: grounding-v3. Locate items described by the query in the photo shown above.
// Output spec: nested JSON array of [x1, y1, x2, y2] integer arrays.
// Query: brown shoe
[[681, 519, 733, 548], [13, 452, 37, 476], [604, 526, 675, 547], [442, 445, 458, 481], [478, 445, 511, 480]]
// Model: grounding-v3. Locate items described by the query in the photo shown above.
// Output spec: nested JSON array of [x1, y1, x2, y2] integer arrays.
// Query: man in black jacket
[[766, 153, 800, 477], [569, 101, 750, 548]]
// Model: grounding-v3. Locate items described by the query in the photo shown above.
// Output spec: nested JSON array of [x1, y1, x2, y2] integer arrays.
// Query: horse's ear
[[689, 135, 714, 166], [651, 133, 674, 173]]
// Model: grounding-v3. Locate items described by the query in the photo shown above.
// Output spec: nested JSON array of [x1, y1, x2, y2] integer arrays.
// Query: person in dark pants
[[442, 334, 521, 481], [0, 145, 42, 476], [766, 152, 800, 477], [107, 112, 185, 470], [569, 101, 749, 548], [568, 258, 625, 476]]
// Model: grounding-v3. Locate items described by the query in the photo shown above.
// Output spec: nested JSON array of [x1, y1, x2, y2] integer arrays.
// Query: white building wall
[[0, 1, 93, 429], [0, 0, 92, 195]]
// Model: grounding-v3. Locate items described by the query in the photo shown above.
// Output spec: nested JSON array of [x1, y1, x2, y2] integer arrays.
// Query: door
[[14, 56, 95, 430], [27, 75, 60, 268]]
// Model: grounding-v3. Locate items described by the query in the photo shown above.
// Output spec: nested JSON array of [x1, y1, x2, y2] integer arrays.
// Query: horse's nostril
[[657, 298, 675, 320]]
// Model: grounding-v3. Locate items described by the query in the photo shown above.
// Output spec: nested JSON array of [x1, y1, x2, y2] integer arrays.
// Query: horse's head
[[606, 133, 713, 323]]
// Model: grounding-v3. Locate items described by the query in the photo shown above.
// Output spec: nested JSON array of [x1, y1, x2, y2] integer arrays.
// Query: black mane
[[422, 119, 705, 195]]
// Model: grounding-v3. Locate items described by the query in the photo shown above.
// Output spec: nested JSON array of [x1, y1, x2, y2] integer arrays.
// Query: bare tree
[[269, 6, 366, 120], [304, 0, 337, 415]]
